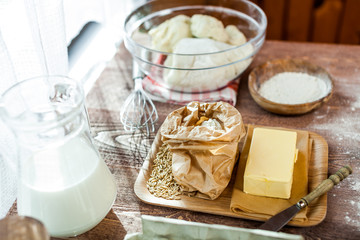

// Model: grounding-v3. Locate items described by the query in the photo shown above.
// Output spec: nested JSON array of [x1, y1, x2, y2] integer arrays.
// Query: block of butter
[[243, 128, 298, 199]]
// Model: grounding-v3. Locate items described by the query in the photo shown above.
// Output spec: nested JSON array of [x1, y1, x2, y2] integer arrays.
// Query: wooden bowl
[[248, 59, 334, 115]]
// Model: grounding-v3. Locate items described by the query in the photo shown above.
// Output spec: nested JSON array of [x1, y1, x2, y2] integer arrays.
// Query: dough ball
[[163, 38, 253, 89], [225, 25, 247, 46], [190, 14, 228, 43], [149, 15, 192, 52]]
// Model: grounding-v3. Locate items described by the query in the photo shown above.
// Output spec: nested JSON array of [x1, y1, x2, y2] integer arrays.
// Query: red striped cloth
[[142, 76, 240, 106]]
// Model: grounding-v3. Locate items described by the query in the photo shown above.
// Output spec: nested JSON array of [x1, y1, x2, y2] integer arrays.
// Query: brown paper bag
[[160, 102, 246, 200], [230, 125, 311, 222]]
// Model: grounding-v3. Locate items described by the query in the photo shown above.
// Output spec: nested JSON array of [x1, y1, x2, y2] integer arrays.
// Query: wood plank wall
[[250, 0, 360, 44]]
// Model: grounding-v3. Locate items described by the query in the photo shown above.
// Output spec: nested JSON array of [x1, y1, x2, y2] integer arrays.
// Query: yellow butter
[[243, 128, 298, 199]]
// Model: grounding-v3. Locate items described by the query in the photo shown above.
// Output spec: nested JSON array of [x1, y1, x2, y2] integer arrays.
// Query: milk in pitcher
[[17, 136, 117, 237]]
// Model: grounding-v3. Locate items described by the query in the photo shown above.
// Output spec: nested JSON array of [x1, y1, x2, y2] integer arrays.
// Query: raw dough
[[149, 15, 192, 52], [225, 25, 247, 46], [148, 14, 252, 89], [190, 14, 228, 43], [163, 38, 254, 89]]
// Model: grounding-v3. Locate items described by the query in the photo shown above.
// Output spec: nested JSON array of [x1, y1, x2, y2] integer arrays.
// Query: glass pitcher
[[0, 76, 117, 237]]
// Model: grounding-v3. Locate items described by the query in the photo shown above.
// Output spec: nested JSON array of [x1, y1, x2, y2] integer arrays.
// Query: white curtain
[[0, 0, 68, 218]]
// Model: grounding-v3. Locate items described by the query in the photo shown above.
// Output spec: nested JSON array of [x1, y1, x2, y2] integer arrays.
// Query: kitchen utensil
[[248, 59, 334, 115], [120, 60, 158, 135], [259, 165, 352, 231], [0, 76, 117, 237]]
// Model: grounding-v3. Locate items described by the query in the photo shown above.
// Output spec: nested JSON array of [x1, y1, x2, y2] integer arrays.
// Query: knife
[[259, 165, 352, 231]]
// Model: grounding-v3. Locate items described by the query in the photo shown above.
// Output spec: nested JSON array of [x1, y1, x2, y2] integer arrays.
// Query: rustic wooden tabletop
[[8, 40, 360, 240]]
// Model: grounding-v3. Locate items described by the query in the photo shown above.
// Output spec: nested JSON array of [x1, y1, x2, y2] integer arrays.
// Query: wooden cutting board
[[134, 126, 328, 227]]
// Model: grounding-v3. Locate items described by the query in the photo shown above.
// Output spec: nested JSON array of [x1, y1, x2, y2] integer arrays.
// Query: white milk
[[17, 136, 117, 237]]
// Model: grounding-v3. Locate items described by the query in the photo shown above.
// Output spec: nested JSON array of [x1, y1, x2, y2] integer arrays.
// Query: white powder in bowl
[[259, 72, 329, 104]]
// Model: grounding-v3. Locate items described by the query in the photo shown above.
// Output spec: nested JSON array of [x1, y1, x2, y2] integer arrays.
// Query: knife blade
[[259, 165, 352, 231]]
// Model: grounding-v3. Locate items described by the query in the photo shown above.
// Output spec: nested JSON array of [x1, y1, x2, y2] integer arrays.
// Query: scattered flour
[[309, 104, 360, 161], [259, 72, 329, 104], [349, 200, 360, 209], [349, 181, 360, 192], [351, 92, 360, 108], [343, 174, 360, 227], [344, 199, 360, 227], [344, 215, 352, 224]]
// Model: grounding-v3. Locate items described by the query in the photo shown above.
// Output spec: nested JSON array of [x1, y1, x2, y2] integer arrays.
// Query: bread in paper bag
[[160, 102, 246, 200]]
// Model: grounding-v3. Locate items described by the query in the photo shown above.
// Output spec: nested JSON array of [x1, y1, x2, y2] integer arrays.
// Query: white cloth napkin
[[0, 0, 68, 218]]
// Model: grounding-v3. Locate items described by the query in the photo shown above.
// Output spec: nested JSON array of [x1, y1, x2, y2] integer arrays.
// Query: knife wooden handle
[[300, 165, 352, 207]]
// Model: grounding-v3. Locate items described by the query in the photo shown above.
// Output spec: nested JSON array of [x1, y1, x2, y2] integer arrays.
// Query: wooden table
[[8, 40, 360, 239]]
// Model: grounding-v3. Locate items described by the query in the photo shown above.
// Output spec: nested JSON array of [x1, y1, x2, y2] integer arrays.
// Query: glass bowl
[[124, 0, 267, 93]]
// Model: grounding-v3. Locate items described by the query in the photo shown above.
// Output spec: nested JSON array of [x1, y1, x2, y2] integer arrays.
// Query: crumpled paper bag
[[160, 101, 246, 200], [230, 125, 311, 223]]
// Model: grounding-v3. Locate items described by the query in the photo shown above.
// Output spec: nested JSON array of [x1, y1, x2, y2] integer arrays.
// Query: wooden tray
[[134, 126, 328, 227]]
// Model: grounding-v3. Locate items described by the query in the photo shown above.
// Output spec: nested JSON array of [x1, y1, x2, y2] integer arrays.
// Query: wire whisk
[[120, 61, 158, 136]]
